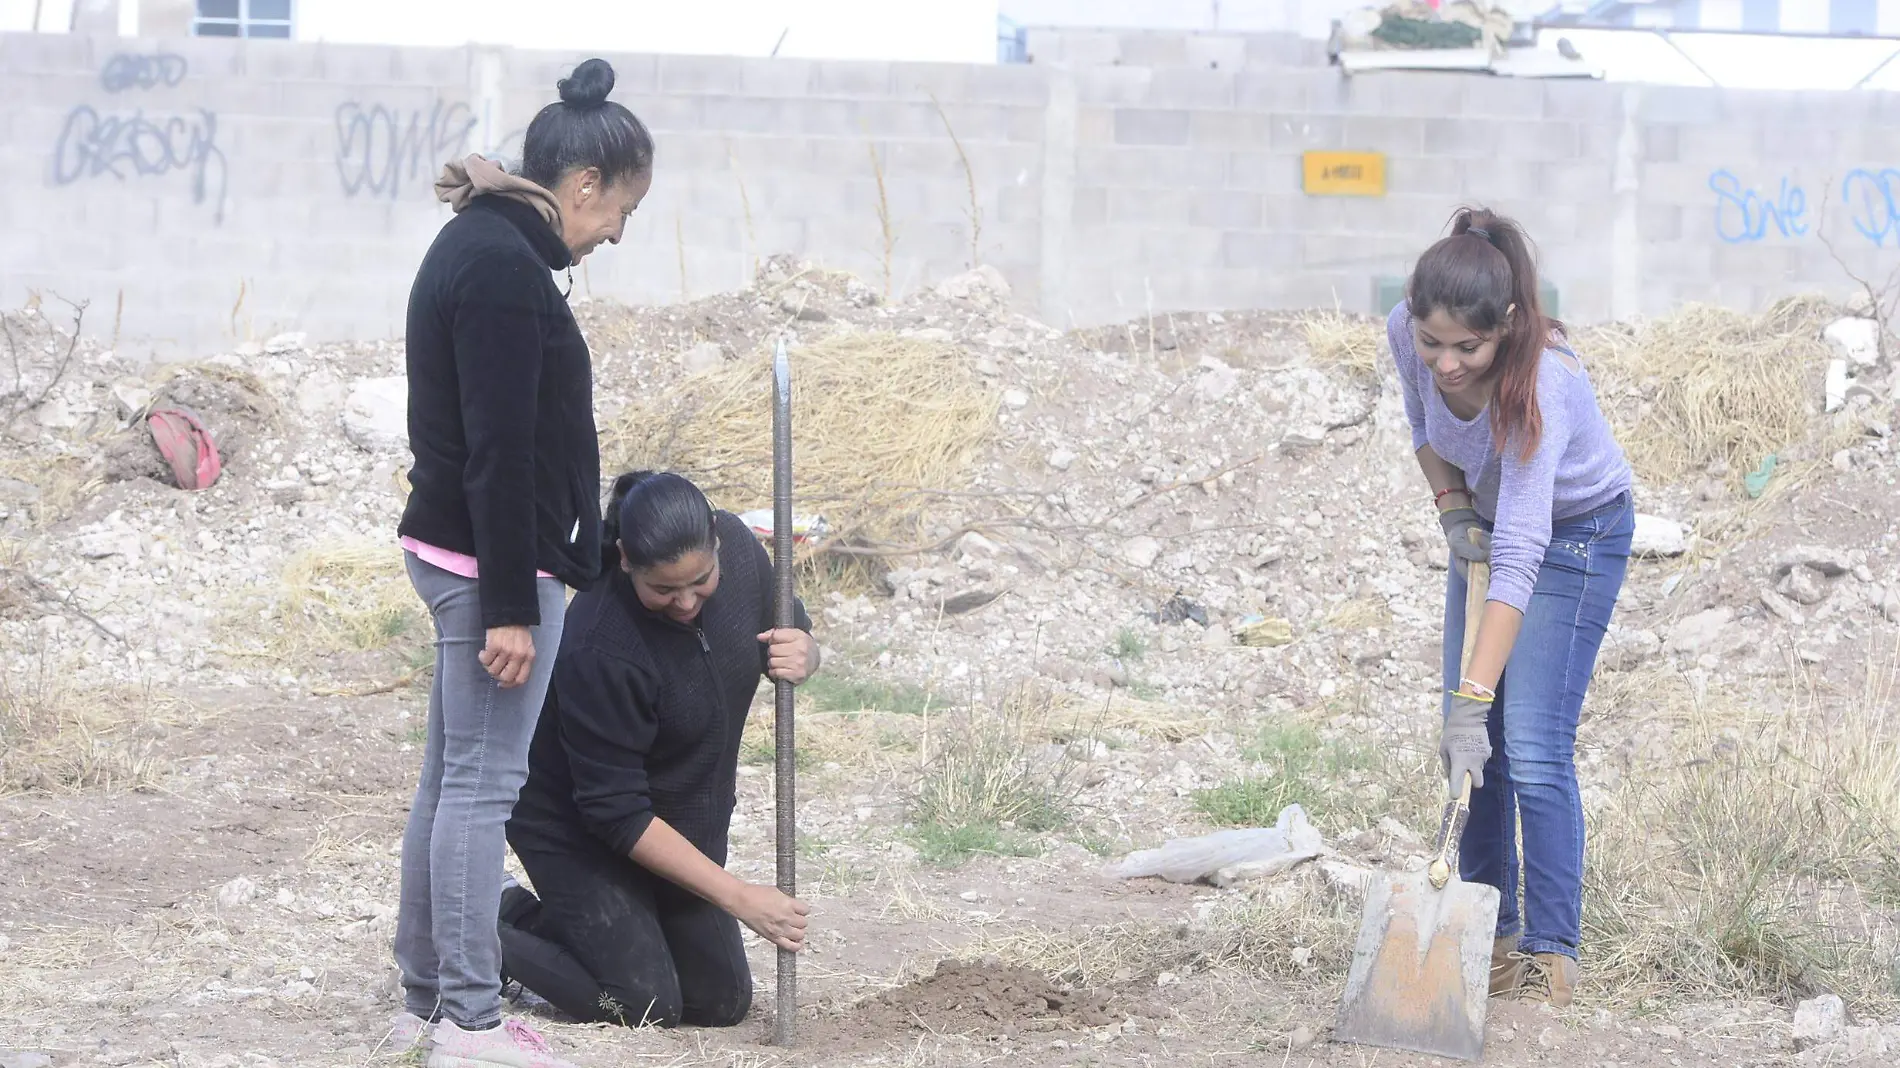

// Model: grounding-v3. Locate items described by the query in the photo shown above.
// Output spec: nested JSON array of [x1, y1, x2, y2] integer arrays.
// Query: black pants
[[500, 828, 751, 1028]]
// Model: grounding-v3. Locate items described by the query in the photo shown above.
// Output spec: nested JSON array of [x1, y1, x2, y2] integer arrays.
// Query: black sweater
[[510, 511, 813, 865], [397, 196, 601, 628]]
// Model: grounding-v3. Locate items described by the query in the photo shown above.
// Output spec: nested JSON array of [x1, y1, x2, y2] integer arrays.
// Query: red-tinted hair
[[1405, 206, 1559, 461]]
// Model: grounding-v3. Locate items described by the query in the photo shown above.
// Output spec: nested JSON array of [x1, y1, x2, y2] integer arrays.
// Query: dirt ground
[[3, 266, 1898, 1066]]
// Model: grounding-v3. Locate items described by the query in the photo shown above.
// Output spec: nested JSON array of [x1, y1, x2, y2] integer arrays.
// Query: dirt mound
[[855, 957, 1119, 1034]]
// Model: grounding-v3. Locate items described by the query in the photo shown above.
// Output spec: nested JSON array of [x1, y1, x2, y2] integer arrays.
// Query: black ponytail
[[602, 471, 717, 574]]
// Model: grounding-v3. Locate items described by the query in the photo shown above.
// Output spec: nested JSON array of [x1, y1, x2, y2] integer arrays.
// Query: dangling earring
[[561, 267, 574, 299]]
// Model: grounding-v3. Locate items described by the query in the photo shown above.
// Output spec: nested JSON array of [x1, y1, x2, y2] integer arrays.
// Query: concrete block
[[664, 131, 740, 171], [1385, 155, 1464, 198], [1077, 106, 1114, 145], [1147, 68, 1237, 108], [1535, 161, 1612, 201], [676, 212, 744, 252], [1342, 115, 1426, 156], [700, 95, 794, 136], [1678, 124, 1761, 163], [1465, 159, 1543, 201], [812, 60, 895, 98], [1302, 69, 1385, 115], [1377, 72, 1466, 119], [795, 98, 879, 138], [1712, 243, 1801, 280], [1141, 226, 1224, 269], [2, 31, 96, 74], [1228, 151, 1300, 192], [1028, 28, 1121, 67], [1303, 232, 1403, 272], [1461, 78, 1546, 120], [1190, 190, 1264, 229], [1499, 121, 1581, 161], [996, 184, 1041, 225], [1642, 87, 1726, 125], [1418, 118, 1502, 159], [1247, 33, 1331, 68], [1076, 66, 1155, 107], [1234, 69, 1310, 111], [1642, 123, 1680, 164], [1222, 230, 1301, 268], [1542, 79, 1621, 124], [1268, 115, 1344, 151], [862, 100, 969, 140], [739, 58, 816, 98], [1108, 187, 1194, 226], [1758, 125, 1841, 162], [1184, 34, 1249, 71], [1115, 108, 1192, 146], [1120, 31, 1191, 68], [1642, 162, 1723, 207], [1639, 203, 1685, 242], [1073, 187, 1108, 226], [1070, 223, 1146, 266], [1076, 145, 1230, 189], [657, 54, 745, 95], [1576, 122, 1623, 163], [631, 93, 705, 132], [1644, 241, 1714, 279], [1189, 109, 1270, 148], [1006, 105, 1045, 143]]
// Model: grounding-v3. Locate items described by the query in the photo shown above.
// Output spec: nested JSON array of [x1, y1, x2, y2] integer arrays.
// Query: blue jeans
[[395, 553, 567, 1029], [1441, 492, 1632, 961]]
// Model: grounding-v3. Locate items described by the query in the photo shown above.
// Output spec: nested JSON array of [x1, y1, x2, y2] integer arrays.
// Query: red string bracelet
[[1434, 487, 1469, 509]]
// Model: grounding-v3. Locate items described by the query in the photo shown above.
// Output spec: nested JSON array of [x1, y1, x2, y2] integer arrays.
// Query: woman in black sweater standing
[[500, 471, 820, 1029], [389, 59, 653, 1067]]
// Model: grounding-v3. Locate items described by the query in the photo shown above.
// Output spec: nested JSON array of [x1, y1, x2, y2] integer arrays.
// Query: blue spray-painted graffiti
[[100, 52, 188, 92], [52, 105, 227, 222], [1841, 168, 1900, 248], [333, 101, 477, 199], [1708, 169, 1809, 244]]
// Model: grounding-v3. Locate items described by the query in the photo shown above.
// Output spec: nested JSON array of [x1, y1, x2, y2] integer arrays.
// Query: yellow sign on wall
[[1303, 151, 1387, 197]]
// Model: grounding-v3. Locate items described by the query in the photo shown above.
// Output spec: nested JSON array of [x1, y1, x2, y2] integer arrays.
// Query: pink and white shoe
[[384, 1011, 433, 1053], [426, 1018, 580, 1068]]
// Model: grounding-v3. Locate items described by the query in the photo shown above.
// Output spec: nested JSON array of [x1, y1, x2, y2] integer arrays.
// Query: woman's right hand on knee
[[481, 625, 535, 688], [730, 883, 810, 952]]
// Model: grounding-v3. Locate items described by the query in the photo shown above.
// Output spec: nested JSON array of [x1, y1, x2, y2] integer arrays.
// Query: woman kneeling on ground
[[1390, 207, 1634, 1008], [500, 471, 819, 1028]]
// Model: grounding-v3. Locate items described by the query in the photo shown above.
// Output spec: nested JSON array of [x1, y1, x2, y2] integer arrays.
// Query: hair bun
[[557, 58, 615, 109]]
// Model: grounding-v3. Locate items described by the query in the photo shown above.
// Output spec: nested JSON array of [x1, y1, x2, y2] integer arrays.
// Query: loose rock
[[341, 376, 408, 453], [1792, 994, 1846, 1050]]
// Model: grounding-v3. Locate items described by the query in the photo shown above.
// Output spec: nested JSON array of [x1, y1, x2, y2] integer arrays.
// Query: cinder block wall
[[4, 28, 1899, 355]]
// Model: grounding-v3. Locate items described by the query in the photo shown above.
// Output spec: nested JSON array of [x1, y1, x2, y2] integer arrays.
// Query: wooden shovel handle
[[1431, 534, 1490, 890]]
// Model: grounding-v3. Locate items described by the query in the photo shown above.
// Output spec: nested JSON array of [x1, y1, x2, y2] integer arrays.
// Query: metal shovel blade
[[1333, 869, 1501, 1061]]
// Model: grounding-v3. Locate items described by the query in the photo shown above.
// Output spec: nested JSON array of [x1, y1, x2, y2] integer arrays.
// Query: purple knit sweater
[[1388, 301, 1633, 612]]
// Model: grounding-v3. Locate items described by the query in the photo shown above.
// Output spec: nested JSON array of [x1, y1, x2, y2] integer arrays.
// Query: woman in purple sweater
[[1388, 207, 1634, 1009]]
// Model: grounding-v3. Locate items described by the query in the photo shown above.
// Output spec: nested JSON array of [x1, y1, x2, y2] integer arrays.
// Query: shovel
[[1333, 549, 1502, 1062], [770, 338, 799, 1046]]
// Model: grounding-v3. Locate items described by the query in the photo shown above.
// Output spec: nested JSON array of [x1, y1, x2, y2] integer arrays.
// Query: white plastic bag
[[1108, 804, 1324, 885]]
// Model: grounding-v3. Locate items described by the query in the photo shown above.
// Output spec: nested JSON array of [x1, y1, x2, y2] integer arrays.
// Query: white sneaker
[[426, 1018, 579, 1068], [383, 1011, 433, 1053]]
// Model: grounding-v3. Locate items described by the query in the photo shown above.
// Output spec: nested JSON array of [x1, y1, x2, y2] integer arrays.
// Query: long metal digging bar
[[770, 338, 798, 1046]]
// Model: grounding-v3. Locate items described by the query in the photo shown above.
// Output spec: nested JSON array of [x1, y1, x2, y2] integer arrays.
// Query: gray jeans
[[395, 553, 567, 1029]]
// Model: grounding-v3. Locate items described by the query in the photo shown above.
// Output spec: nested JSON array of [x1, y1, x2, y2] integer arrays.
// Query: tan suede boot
[[1515, 952, 1580, 1008], [1490, 937, 1524, 996]]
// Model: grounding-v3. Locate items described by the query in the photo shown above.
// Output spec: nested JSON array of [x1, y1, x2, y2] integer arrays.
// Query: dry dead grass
[[273, 541, 425, 654], [1583, 647, 1900, 1014], [1297, 308, 1383, 383], [0, 648, 178, 793], [0, 453, 99, 528], [602, 333, 998, 565], [1584, 298, 1836, 487], [964, 874, 1359, 989]]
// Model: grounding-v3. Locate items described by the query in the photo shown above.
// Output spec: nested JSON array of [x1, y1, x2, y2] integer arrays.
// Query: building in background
[[6, 0, 1004, 59]]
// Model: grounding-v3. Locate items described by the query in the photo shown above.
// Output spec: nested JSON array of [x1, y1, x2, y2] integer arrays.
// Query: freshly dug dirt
[[854, 957, 1119, 1034]]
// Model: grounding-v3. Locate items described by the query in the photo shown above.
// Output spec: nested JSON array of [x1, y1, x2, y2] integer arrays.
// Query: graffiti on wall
[[100, 51, 187, 93], [1842, 168, 1900, 248], [1709, 167, 1900, 249], [51, 53, 227, 223], [1708, 170, 1810, 244], [333, 101, 477, 199]]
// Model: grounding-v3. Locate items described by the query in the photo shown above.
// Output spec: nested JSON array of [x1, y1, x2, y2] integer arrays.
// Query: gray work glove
[[1438, 507, 1491, 578], [1440, 692, 1492, 796]]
